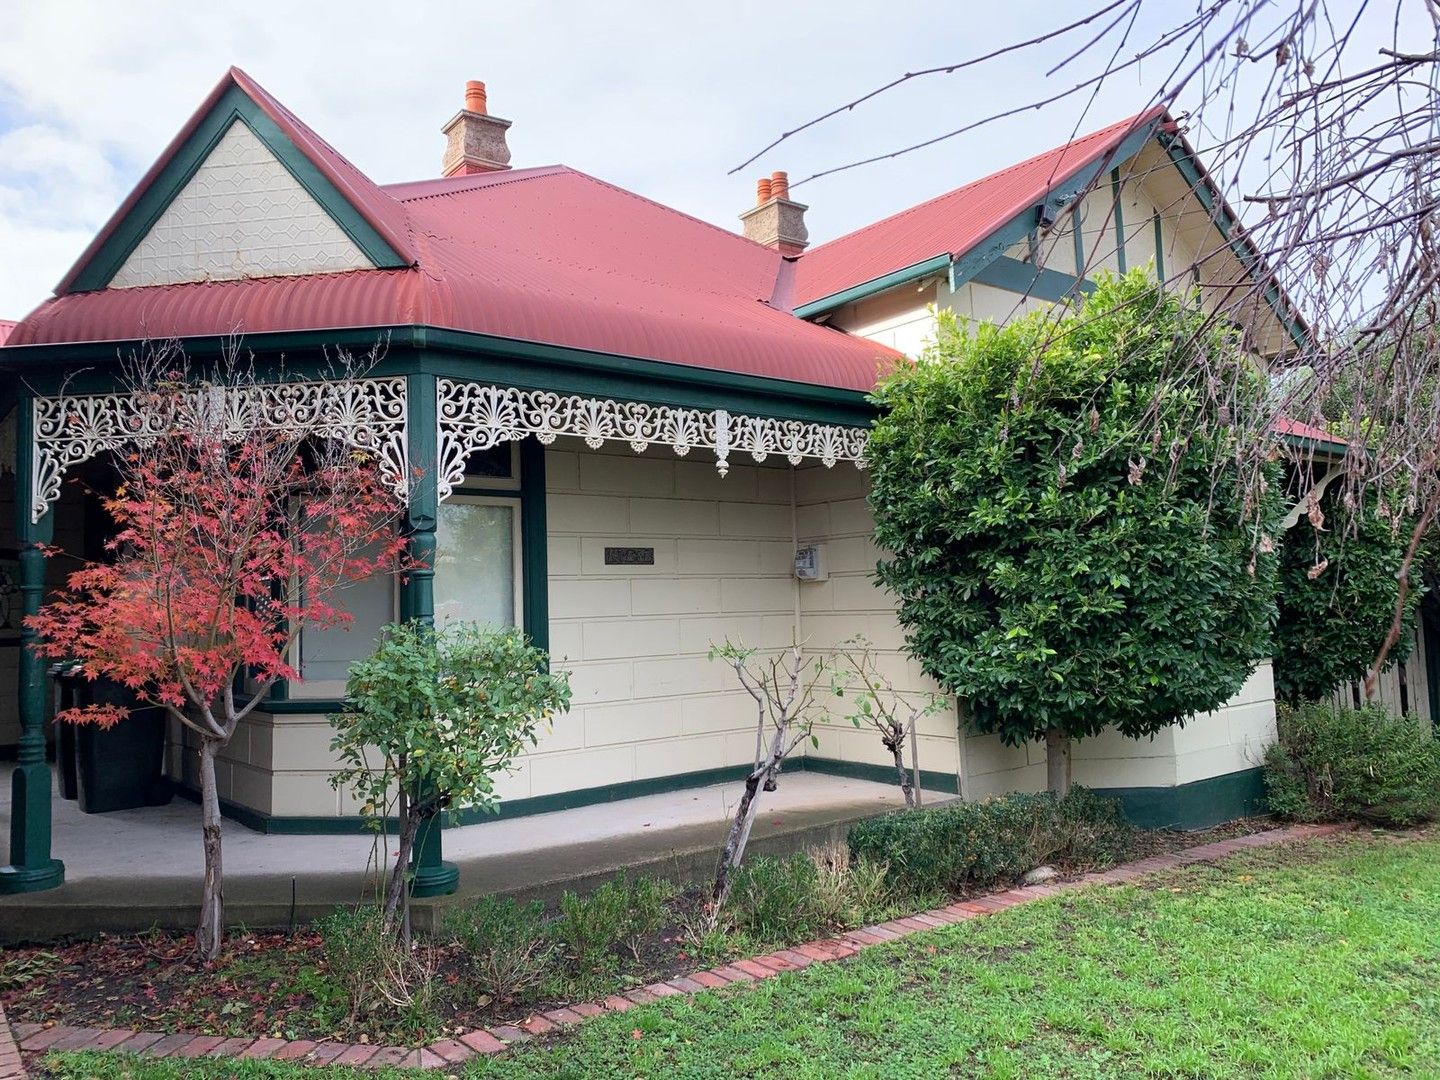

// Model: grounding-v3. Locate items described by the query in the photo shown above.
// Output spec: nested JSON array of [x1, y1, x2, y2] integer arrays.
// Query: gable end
[[68, 84, 409, 292]]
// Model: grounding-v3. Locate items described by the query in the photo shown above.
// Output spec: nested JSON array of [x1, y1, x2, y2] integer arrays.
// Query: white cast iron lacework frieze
[[435, 379, 868, 502], [30, 378, 409, 522]]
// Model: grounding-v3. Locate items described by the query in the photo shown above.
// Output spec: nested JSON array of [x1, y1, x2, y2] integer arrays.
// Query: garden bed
[[2, 816, 1273, 1050]]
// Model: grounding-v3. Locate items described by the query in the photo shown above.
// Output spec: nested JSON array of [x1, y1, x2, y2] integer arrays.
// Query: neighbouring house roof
[[1274, 416, 1350, 454], [7, 69, 899, 394], [0, 320, 14, 346], [793, 108, 1166, 309]]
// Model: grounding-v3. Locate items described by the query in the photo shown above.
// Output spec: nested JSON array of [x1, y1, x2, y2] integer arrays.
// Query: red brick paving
[[238, 1036, 289, 1059], [6, 822, 1349, 1073], [143, 1033, 197, 1059], [428, 1038, 475, 1064], [458, 1028, 507, 1054], [0, 1005, 23, 1080], [270, 1038, 317, 1061], [332, 1043, 382, 1065], [114, 1032, 165, 1054], [518, 1014, 556, 1036]]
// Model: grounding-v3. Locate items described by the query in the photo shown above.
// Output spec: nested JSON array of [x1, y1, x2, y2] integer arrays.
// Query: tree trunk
[[384, 797, 420, 934], [1045, 727, 1072, 797], [709, 767, 766, 925], [909, 718, 923, 808], [196, 737, 225, 963], [887, 731, 916, 808]]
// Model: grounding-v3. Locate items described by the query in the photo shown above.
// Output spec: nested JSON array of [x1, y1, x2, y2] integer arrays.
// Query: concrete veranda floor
[[0, 766, 946, 941]]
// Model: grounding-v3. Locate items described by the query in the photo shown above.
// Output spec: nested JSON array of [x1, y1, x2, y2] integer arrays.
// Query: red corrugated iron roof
[[793, 108, 1166, 307], [1274, 417, 1349, 448], [0, 320, 15, 346], [11, 157, 899, 391], [11, 70, 899, 392]]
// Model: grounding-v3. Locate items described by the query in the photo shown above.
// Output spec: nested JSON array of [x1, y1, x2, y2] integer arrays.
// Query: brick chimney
[[442, 80, 512, 177], [739, 171, 809, 256]]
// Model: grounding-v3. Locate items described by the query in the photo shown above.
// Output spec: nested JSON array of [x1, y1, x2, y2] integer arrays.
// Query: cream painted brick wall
[[794, 463, 963, 785], [179, 434, 1278, 821], [538, 441, 800, 799]]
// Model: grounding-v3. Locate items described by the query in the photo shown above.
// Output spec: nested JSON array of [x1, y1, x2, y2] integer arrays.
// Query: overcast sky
[[0, 1, 1331, 320]]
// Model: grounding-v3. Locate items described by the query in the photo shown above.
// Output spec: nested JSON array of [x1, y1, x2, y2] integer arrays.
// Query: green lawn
[[45, 832, 1440, 1080]]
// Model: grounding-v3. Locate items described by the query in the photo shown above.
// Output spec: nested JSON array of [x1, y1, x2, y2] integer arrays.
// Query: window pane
[[434, 501, 517, 629], [299, 569, 393, 683], [464, 444, 515, 481]]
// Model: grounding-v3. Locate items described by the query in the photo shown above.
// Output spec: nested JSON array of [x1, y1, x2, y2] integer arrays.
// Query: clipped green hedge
[[1265, 701, 1440, 826], [847, 787, 1134, 895]]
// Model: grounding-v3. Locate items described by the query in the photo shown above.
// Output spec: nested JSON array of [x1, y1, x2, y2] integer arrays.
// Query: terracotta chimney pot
[[465, 80, 489, 115], [739, 169, 808, 256]]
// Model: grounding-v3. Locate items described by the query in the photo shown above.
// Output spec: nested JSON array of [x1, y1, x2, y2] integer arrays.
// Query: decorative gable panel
[[109, 120, 373, 288]]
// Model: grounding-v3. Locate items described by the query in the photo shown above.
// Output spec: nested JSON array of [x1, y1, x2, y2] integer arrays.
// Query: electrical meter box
[[794, 544, 827, 581]]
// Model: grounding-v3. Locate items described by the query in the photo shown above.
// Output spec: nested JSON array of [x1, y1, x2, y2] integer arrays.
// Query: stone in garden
[[1022, 865, 1059, 886]]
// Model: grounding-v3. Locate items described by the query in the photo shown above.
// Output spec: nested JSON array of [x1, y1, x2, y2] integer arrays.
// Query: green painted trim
[[793, 254, 952, 319], [1071, 204, 1086, 281], [969, 255, 1095, 304], [949, 118, 1161, 293], [177, 759, 1262, 836], [179, 757, 957, 835], [259, 698, 345, 715], [1156, 132, 1311, 352], [1280, 431, 1349, 458], [1152, 212, 1165, 282], [2, 390, 64, 894], [2, 325, 875, 428], [519, 439, 550, 654], [192, 763, 760, 835], [1110, 168, 1127, 274], [68, 85, 406, 292], [1092, 766, 1267, 831], [803, 755, 959, 796]]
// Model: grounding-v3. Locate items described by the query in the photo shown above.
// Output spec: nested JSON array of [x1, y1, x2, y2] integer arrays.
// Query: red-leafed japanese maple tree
[[28, 356, 409, 961]]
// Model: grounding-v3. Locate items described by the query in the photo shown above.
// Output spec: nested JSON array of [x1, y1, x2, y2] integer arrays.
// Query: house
[[0, 70, 1304, 897]]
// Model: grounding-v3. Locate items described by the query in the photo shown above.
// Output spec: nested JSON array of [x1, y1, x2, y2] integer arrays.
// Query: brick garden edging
[[7, 822, 1350, 1074]]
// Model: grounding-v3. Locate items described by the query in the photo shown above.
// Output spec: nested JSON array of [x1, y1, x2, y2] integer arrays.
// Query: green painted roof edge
[[793, 254, 952, 319], [0, 323, 878, 427]]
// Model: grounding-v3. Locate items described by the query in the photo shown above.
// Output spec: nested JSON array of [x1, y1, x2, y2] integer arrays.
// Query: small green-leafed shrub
[[445, 896, 555, 1004], [808, 844, 895, 928], [847, 788, 1135, 896], [612, 874, 676, 961], [722, 847, 897, 943], [727, 852, 823, 941], [554, 873, 675, 968], [317, 907, 436, 1033], [1265, 702, 1440, 826]]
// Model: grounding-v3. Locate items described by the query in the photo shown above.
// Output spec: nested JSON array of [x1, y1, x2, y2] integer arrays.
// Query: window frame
[[432, 490, 524, 633]]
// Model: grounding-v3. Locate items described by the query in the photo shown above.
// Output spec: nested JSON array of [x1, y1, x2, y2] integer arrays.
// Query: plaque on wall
[[604, 546, 655, 566]]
